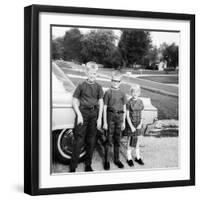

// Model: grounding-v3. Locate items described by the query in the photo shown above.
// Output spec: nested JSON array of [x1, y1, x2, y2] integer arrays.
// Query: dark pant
[[104, 112, 123, 162], [70, 108, 98, 170]]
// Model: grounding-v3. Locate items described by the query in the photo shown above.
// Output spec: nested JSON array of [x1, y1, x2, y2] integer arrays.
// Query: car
[[52, 62, 158, 164], [52, 62, 85, 164]]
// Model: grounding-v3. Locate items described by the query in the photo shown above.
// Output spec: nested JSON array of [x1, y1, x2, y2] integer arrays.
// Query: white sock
[[127, 149, 132, 160], [135, 148, 141, 159]]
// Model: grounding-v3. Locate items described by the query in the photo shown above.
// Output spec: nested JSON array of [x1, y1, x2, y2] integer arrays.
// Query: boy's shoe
[[114, 160, 124, 168], [69, 168, 76, 173], [135, 158, 144, 165], [104, 161, 110, 170], [85, 165, 93, 172], [127, 159, 134, 167]]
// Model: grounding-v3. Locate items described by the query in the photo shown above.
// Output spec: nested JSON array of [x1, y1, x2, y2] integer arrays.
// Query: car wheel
[[53, 129, 86, 164]]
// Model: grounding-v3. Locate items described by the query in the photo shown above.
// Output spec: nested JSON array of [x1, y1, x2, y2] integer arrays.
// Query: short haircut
[[130, 84, 141, 94], [111, 70, 122, 80], [85, 61, 98, 72]]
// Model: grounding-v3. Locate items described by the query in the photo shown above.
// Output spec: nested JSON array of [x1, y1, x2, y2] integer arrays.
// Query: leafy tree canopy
[[159, 42, 178, 68], [52, 37, 64, 60], [63, 28, 83, 62], [81, 29, 118, 65], [118, 30, 152, 67]]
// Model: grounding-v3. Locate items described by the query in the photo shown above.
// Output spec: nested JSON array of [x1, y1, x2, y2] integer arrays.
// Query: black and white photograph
[[51, 26, 179, 173], [24, 5, 195, 195]]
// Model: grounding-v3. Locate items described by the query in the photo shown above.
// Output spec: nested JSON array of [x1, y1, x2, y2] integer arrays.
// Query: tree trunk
[[122, 59, 127, 68]]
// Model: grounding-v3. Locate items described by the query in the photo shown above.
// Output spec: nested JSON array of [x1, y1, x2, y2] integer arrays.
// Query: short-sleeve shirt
[[126, 98, 144, 125], [73, 80, 103, 107], [104, 88, 127, 111]]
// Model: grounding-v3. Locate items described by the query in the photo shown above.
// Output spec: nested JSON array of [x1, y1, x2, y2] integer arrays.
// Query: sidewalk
[[52, 136, 178, 174]]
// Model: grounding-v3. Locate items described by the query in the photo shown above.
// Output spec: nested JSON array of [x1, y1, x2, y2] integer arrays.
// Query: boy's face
[[86, 69, 97, 83], [131, 88, 140, 99], [111, 76, 121, 89]]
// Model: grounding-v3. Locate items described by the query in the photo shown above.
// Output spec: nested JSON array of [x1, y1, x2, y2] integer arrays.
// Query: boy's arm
[[121, 104, 126, 130], [123, 104, 126, 123], [103, 104, 108, 130], [97, 98, 103, 130], [137, 118, 143, 129], [72, 97, 83, 125], [121, 93, 127, 130], [126, 110, 136, 132], [98, 98, 103, 119]]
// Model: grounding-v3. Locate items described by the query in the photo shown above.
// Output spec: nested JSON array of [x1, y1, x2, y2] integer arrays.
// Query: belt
[[107, 109, 124, 114], [80, 105, 98, 110]]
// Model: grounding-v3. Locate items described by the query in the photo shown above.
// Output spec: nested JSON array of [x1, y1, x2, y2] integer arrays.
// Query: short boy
[[103, 71, 127, 170], [69, 61, 104, 172]]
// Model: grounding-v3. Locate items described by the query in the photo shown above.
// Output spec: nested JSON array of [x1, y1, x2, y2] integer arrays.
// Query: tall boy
[[69, 61, 104, 172], [103, 71, 127, 170]]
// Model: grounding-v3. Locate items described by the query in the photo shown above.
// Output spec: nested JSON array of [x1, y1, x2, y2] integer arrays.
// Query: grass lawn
[[138, 76, 178, 84], [142, 89, 178, 120]]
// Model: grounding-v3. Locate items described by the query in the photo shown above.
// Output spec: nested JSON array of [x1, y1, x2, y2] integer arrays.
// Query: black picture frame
[[24, 4, 195, 196]]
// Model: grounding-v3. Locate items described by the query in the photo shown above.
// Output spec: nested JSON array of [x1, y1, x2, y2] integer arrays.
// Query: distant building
[[158, 60, 167, 71]]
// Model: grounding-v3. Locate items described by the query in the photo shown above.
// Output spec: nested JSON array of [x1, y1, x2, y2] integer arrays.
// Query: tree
[[159, 42, 178, 68], [142, 45, 159, 69], [103, 47, 122, 69], [118, 30, 152, 68], [145, 46, 159, 65], [52, 37, 64, 60], [81, 29, 118, 66], [63, 28, 83, 62]]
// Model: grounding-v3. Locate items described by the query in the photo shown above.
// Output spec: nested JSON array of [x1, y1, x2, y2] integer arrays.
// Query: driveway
[[52, 136, 178, 173]]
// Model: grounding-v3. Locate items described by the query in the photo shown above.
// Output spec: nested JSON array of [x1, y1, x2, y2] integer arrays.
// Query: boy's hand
[[103, 122, 108, 130], [137, 123, 142, 130], [131, 126, 136, 133], [77, 114, 83, 125], [121, 122, 125, 131], [97, 117, 102, 130]]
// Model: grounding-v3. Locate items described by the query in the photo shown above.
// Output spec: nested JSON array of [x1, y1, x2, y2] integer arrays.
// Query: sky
[[52, 26, 179, 47]]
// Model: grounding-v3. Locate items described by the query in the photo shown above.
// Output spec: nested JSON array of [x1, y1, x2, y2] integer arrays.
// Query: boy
[[103, 71, 127, 170], [69, 61, 104, 172], [126, 84, 144, 166]]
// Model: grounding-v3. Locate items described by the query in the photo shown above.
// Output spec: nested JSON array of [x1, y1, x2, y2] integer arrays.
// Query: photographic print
[[51, 26, 179, 173], [24, 5, 195, 195]]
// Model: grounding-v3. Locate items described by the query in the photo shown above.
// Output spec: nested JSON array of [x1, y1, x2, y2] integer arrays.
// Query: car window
[[52, 62, 75, 92]]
